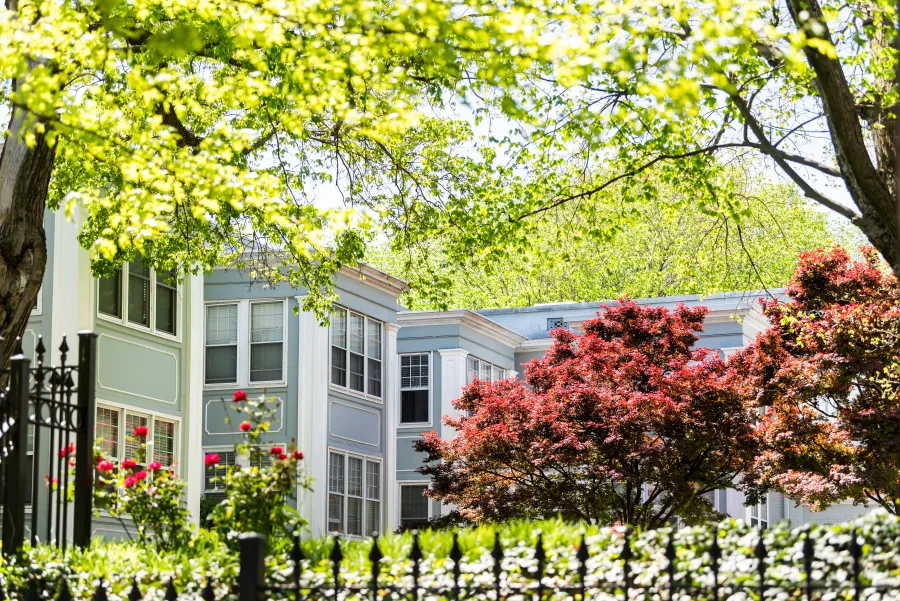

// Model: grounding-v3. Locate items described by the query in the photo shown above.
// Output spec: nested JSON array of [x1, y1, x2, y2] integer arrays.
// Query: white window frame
[[466, 356, 508, 383], [96, 262, 181, 341], [747, 496, 769, 529], [202, 445, 285, 493], [95, 401, 180, 474], [32, 286, 42, 315], [329, 306, 384, 403], [399, 353, 432, 426], [327, 449, 383, 537], [398, 481, 432, 528], [203, 299, 288, 389]]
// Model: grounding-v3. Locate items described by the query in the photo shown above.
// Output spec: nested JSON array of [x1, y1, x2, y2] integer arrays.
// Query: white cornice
[[515, 338, 554, 353], [398, 310, 528, 349], [339, 264, 409, 298], [438, 348, 470, 358]]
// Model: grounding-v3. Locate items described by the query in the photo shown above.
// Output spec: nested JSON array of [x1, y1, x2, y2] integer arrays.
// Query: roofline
[[339, 263, 410, 298], [397, 309, 528, 348]]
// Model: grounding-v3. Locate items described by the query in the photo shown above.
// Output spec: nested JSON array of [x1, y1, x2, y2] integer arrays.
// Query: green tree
[[369, 180, 857, 309]]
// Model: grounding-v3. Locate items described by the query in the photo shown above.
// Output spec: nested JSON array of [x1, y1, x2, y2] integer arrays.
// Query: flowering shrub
[[94, 426, 191, 550], [207, 391, 312, 542], [5, 512, 900, 600]]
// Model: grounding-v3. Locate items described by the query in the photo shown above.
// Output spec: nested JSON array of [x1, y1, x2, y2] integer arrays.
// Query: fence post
[[239, 533, 267, 601], [72, 332, 97, 548], [2, 353, 31, 555]]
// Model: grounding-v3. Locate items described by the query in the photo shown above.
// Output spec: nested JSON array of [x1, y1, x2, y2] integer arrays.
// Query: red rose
[[149, 461, 162, 470], [134, 425, 148, 437], [58, 442, 75, 458], [279, 453, 288, 460], [97, 460, 114, 473], [292, 450, 304, 461], [134, 470, 148, 481], [233, 390, 247, 403], [122, 458, 137, 469], [205, 453, 220, 466], [123, 476, 137, 489], [270, 446, 283, 455], [240, 422, 252, 432]]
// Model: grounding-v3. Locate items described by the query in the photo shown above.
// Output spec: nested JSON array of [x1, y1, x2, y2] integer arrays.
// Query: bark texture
[[0, 108, 54, 369]]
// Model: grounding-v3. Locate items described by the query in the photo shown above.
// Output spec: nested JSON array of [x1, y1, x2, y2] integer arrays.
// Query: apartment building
[[23, 208, 872, 539]]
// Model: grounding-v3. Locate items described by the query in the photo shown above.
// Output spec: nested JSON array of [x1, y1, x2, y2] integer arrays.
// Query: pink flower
[[149, 461, 162, 470], [134, 425, 148, 437], [233, 390, 247, 403], [205, 453, 220, 466], [292, 450, 304, 461], [240, 422, 252, 432], [97, 460, 114, 473], [123, 476, 137, 489], [270, 446, 283, 456], [279, 453, 288, 461], [134, 470, 148, 481], [122, 458, 137, 469], [58, 442, 75, 458]]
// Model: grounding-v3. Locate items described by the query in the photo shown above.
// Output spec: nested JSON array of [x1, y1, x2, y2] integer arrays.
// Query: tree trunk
[[0, 107, 55, 370]]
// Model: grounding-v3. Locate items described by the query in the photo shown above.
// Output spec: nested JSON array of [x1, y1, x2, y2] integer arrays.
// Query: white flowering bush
[[5, 512, 900, 600]]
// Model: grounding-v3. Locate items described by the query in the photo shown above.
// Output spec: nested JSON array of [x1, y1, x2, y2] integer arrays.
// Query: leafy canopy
[[416, 300, 758, 528], [733, 246, 900, 514]]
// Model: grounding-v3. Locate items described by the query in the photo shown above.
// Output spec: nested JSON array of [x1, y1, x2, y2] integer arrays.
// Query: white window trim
[[32, 286, 42, 315], [96, 400, 181, 475], [398, 352, 432, 427], [203, 299, 288, 389], [96, 264, 182, 342], [465, 356, 508, 383], [397, 480, 432, 528], [328, 306, 384, 404], [746, 497, 769, 529], [327, 448, 383, 538]]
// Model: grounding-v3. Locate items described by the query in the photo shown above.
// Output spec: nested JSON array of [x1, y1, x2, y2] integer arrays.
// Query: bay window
[[327, 451, 382, 536], [466, 357, 507, 383], [95, 405, 178, 469], [330, 307, 382, 400]]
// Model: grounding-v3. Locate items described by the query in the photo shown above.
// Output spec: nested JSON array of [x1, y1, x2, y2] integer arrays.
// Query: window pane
[[492, 366, 502, 382], [480, 362, 492, 382], [367, 359, 381, 397], [156, 281, 177, 335], [466, 357, 477, 382], [347, 497, 363, 536], [348, 457, 363, 497], [127, 259, 151, 327], [367, 321, 381, 360], [206, 305, 238, 345], [331, 346, 347, 387], [206, 346, 238, 384], [153, 419, 176, 466], [366, 501, 380, 536], [401, 390, 430, 423], [98, 270, 121, 317], [251, 302, 283, 343], [401, 354, 429, 389], [349, 352, 365, 392], [401, 485, 430, 526], [205, 451, 235, 491], [349, 314, 364, 354], [97, 407, 120, 460], [366, 461, 380, 500], [124, 414, 148, 462], [250, 342, 283, 382], [329, 453, 344, 493], [331, 308, 347, 348], [328, 494, 343, 533]]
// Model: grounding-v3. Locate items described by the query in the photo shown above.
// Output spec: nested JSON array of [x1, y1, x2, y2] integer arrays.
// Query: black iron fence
[[10, 524, 900, 601], [0, 332, 97, 555]]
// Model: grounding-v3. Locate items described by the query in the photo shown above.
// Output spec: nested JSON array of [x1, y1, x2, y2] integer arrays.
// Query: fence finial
[[411, 531, 423, 601], [92, 582, 108, 601], [755, 530, 767, 601], [577, 533, 589, 601], [710, 529, 721, 601], [370, 535, 383, 601], [13, 336, 23, 357], [666, 529, 676, 601], [164, 579, 178, 601], [331, 535, 344, 592], [35, 336, 45, 362], [450, 532, 463, 601], [201, 581, 216, 601], [128, 578, 142, 601], [57, 580, 72, 601]]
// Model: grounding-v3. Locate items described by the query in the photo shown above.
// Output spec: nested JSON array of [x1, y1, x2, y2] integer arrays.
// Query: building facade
[[22, 208, 873, 539]]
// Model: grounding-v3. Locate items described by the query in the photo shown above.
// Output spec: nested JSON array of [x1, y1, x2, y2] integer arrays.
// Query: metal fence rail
[[8, 523, 900, 601], [0, 332, 97, 555]]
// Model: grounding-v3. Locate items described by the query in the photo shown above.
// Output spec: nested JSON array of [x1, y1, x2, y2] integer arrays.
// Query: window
[[250, 302, 284, 383], [330, 307, 382, 399], [400, 354, 430, 424], [97, 259, 179, 337], [400, 484, 430, 528], [466, 357, 506, 383], [327, 451, 382, 536], [204, 450, 237, 503], [95, 405, 178, 469], [204, 301, 285, 386], [206, 304, 239, 385], [749, 497, 768, 529]]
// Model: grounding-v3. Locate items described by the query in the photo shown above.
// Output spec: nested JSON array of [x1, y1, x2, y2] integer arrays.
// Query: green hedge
[[3, 512, 900, 599]]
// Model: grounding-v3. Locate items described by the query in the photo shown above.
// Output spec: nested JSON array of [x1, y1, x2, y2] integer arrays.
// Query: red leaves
[[417, 299, 756, 528]]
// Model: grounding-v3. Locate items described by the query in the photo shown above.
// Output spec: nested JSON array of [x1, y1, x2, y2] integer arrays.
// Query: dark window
[[400, 484, 429, 528], [401, 390, 430, 423], [127, 257, 151, 327], [98, 269, 122, 317], [156, 269, 177, 335]]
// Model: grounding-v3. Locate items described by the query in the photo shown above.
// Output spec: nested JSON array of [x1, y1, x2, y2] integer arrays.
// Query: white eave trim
[[515, 338, 554, 353], [339, 264, 410, 298], [398, 310, 528, 349]]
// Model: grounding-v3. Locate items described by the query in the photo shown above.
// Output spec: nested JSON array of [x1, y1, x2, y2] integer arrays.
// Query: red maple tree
[[733, 246, 900, 513], [415, 299, 758, 528]]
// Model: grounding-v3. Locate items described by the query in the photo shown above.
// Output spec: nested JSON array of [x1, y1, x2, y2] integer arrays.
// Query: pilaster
[[185, 271, 204, 524], [383, 322, 400, 533]]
